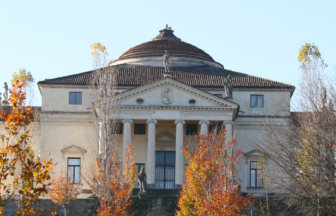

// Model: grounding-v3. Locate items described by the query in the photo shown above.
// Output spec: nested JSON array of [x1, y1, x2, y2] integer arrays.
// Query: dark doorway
[[155, 151, 175, 189]]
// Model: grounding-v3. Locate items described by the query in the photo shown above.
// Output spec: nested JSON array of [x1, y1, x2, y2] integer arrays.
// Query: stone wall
[[2, 199, 90, 216], [2, 197, 262, 216], [1, 197, 178, 216]]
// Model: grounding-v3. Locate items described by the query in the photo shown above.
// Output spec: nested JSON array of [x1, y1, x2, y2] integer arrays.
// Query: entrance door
[[155, 151, 175, 189]]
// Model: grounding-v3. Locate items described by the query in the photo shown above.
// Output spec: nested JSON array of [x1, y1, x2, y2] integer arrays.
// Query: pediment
[[156, 132, 175, 147], [61, 145, 87, 159], [244, 149, 263, 157], [114, 78, 238, 110], [244, 149, 266, 164]]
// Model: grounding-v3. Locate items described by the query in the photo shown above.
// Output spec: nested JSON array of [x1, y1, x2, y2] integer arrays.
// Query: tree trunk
[[64, 205, 67, 216]]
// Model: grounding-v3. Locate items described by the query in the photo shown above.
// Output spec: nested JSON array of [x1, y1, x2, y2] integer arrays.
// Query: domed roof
[[110, 26, 223, 69], [119, 37, 215, 62]]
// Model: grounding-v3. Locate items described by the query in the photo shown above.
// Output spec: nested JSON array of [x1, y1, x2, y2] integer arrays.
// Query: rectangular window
[[69, 92, 82, 105], [250, 161, 262, 188], [134, 124, 146, 134], [209, 123, 223, 134], [111, 123, 122, 134], [134, 163, 145, 186], [68, 158, 80, 184], [250, 95, 263, 108], [214, 94, 222, 98], [186, 124, 198, 135]]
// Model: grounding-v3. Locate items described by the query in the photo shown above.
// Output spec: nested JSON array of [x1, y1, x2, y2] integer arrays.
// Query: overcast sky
[[1, 0, 335, 106]]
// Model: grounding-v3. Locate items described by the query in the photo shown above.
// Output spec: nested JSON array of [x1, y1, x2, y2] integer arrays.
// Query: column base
[[174, 184, 182, 189], [147, 184, 155, 189]]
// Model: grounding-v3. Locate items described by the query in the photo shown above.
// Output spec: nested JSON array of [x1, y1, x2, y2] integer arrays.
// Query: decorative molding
[[122, 119, 133, 124], [156, 132, 175, 147], [146, 119, 157, 124], [244, 149, 263, 156], [174, 119, 185, 125], [199, 120, 210, 125], [156, 131, 175, 140], [161, 87, 173, 105], [244, 149, 265, 164], [116, 105, 234, 111], [61, 145, 87, 159], [114, 78, 238, 108]]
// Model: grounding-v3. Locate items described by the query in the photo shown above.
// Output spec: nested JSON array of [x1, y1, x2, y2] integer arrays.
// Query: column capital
[[122, 119, 133, 124], [199, 120, 210, 125], [224, 120, 234, 126], [146, 119, 157, 124], [174, 119, 185, 125]]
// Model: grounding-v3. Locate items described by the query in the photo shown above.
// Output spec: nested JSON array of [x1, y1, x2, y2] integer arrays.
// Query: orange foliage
[[0, 81, 55, 215], [48, 172, 80, 215], [176, 131, 254, 216], [90, 144, 137, 216]]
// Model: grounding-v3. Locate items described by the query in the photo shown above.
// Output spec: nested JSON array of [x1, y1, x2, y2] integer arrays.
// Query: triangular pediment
[[61, 145, 87, 159], [156, 132, 175, 143], [156, 132, 175, 147], [244, 149, 262, 156], [114, 78, 238, 109]]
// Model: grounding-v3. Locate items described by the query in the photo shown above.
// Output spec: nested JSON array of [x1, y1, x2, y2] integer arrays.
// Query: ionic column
[[224, 120, 234, 145], [146, 119, 157, 188], [174, 119, 185, 188], [199, 120, 210, 135], [122, 119, 133, 169], [224, 120, 234, 183]]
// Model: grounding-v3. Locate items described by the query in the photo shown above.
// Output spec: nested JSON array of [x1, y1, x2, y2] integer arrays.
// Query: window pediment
[[244, 149, 265, 164], [156, 132, 175, 147], [61, 145, 87, 159]]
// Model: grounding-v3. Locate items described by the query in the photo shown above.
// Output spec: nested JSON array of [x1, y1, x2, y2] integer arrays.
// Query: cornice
[[116, 105, 235, 111]]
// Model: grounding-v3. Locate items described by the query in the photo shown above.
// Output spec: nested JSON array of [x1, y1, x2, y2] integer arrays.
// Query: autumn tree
[[11, 68, 35, 106], [176, 129, 254, 216], [253, 43, 336, 215], [86, 42, 137, 215], [11, 68, 34, 87], [0, 81, 55, 215], [49, 171, 80, 216], [88, 42, 119, 171], [89, 144, 137, 216]]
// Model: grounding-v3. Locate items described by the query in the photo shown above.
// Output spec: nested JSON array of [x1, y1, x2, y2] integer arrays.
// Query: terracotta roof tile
[[37, 65, 295, 90], [118, 40, 215, 63]]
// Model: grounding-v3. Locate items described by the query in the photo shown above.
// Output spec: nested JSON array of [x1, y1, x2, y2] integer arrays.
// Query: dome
[[110, 26, 223, 69]]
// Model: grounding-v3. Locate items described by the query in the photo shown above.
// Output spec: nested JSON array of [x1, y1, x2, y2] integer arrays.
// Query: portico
[[114, 78, 238, 189], [120, 118, 234, 189]]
